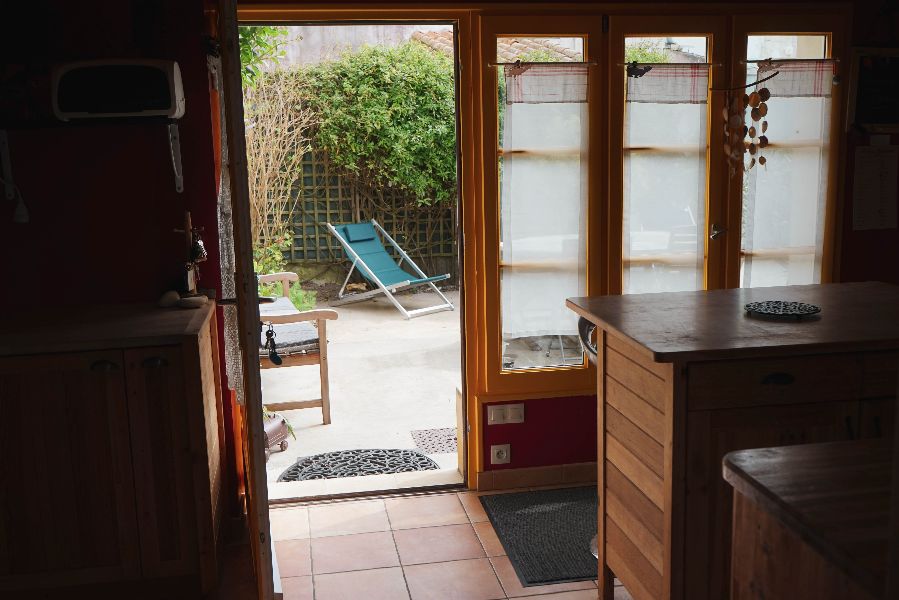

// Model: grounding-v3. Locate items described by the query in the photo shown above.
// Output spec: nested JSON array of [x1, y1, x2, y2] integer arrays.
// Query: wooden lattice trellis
[[268, 150, 458, 279]]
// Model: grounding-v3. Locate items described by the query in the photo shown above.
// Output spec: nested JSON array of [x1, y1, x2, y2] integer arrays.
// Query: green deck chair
[[325, 220, 454, 319]]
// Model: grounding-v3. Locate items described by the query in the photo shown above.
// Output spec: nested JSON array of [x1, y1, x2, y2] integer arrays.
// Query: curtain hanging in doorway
[[623, 64, 709, 294], [210, 54, 246, 404], [741, 60, 834, 287], [500, 63, 588, 340]]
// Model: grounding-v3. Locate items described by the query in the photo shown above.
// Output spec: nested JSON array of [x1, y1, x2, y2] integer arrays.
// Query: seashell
[[748, 126, 757, 138], [742, 93, 750, 107], [759, 102, 768, 117], [732, 96, 742, 111], [748, 92, 761, 107], [729, 114, 743, 128], [758, 155, 767, 166], [749, 157, 756, 170], [762, 120, 768, 133], [751, 107, 762, 121], [759, 87, 770, 101], [722, 107, 729, 121], [749, 143, 757, 155], [743, 125, 748, 137], [759, 135, 769, 148], [723, 143, 731, 156]]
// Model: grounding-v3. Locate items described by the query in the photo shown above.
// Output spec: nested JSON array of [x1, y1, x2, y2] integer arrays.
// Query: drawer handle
[[90, 359, 120, 372], [141, 356, 169, 369], [761, 372, 794, 385]]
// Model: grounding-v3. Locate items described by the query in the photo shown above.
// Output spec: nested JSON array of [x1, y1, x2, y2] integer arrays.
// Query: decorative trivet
[[745, 300, 821, 319]]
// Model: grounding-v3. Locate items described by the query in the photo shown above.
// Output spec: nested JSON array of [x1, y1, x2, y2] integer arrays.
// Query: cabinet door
[[683, 401, 857, 600], [124, 346, 197, 579], [859, 398, 895, 440], [0, 351, 139, 590]]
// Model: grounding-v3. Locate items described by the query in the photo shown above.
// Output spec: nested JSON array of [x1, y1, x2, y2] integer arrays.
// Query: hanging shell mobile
[[722, 74, 773, 175]]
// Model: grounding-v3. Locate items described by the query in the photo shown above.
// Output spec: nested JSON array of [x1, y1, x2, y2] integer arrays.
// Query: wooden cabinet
[[0, 304, 224, 598], [567, 282, 899, 600]]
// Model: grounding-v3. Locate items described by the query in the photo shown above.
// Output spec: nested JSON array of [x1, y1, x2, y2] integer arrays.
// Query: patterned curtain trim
[[504, 63, 589, 104], [758, 60, 835, 98], [626, 64, 710, 104]]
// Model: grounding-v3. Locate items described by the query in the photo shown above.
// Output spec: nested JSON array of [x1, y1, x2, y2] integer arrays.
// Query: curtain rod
[[741, 57, 839, 64], [487, 60, 597, 67], [616, 62, 721, 67]]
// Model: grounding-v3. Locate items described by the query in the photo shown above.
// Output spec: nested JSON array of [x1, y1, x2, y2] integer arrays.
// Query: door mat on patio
[[480, 486, 597, 586], [410, 427, 458, 454], [277, 448, 439, 481]]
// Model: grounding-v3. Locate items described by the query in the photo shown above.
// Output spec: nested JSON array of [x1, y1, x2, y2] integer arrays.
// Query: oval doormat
[[278, 448, 439, 481]]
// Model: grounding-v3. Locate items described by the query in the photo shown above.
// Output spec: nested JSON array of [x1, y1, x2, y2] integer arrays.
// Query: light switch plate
[[490, 444, 511, 465], [505, 403, 525, 423], [487, 405, 507, 425]]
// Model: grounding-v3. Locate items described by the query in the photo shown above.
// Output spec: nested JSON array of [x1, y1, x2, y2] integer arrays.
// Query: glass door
[[480, 15, 602, 395], [609, 16, 728, 293]]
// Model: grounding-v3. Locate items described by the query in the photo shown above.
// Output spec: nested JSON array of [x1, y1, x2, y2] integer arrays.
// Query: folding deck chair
[[325, 219, 454, 319]]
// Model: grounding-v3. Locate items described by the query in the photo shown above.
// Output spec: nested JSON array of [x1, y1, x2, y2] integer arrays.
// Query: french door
[[609, 16, 728, 294], [480, 14, 603, 396]]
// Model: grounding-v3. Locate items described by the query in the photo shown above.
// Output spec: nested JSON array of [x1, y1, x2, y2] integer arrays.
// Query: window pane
[[741, 36, 830, 288], [498, 59, 588, 371], [623, 45, 709, 295], [625, 37, 708, 63], [496, 37, 584, 62]]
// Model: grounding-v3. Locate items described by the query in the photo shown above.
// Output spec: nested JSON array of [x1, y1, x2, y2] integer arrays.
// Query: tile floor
[[272, 488, 633, 599]]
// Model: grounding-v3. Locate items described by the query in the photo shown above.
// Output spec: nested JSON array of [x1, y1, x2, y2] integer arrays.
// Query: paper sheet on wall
[[853, 146, 898, 231]]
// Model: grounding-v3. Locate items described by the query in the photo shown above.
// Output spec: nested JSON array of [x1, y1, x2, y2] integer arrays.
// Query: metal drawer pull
[[761, 372, 794, 385], [90, 359, 120, 372], [141, 356, 169, 369]]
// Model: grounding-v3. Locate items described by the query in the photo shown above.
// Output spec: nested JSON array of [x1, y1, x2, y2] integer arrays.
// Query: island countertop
[[567, 281, 899, 362], [723, 440, 891, 598]]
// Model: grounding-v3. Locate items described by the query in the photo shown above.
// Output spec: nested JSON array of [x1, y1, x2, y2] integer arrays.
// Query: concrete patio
[[264, 289, 464, 500]]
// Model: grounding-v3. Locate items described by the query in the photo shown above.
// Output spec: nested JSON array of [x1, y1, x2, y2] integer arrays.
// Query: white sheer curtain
[[623, 64, 709, 294], [741, 60, 834, 287], [500, 64, 589, 342]]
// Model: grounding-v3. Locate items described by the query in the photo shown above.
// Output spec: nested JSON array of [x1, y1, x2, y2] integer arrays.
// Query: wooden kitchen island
[[566, 282, 899, 600]]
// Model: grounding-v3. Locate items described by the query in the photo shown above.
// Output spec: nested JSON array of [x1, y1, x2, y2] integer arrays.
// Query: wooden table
[[724, 440, 890, 600], [566, 282, 899, 600]]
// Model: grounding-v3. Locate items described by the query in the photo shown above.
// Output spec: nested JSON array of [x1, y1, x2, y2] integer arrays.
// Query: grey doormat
[[411, 427, 458, 454], [480, 486, 597, 586], [278, 448, 439, 481]]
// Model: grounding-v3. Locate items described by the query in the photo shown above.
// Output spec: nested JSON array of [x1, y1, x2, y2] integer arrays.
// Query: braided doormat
[[480, 486, 597, 586], [278, 448, 439, 482], [411, 427, 458, 454]]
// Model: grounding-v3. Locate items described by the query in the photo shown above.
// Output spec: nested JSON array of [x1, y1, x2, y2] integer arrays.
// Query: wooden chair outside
[[258, 272, 337, 424]]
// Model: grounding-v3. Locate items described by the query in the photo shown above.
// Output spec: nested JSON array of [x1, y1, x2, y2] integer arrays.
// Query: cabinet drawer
[[861, 352, 899, 398], [687, 354, 860, 410]]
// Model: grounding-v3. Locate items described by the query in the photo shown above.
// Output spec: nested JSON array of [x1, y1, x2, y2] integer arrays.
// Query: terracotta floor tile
[[525, 590, 599, 599], [311, 531, 399, 574], [394, 523, 485, 565], [473, 521, 507, 557], [281, 575, 313, 600], [313, 567, 410, 600], [491, 556, 596, 598], [458, 492, 489, 523], [275, 539, 312, 578], [385, 494, 469, 530], [308, 499, 390, 538], [404, 558, 505, 600], [270, 507, 310, 541]]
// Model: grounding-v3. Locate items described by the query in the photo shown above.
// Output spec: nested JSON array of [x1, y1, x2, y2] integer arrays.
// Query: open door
[[217, 0, 275, 597]]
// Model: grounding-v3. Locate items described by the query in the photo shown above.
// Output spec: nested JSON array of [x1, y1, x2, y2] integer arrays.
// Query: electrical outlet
[[487, 405, 507, 425], [505, 403, 525, 423], [490, 444, 511, 465]]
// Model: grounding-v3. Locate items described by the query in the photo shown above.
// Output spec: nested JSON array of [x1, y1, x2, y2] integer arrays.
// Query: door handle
[[141, 356, 169, 369], [709, 224, 727, 240], [761, 372, 795, 385], [90, 359, 120, 372]]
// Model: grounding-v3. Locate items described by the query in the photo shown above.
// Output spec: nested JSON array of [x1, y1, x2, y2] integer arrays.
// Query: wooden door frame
[[218, 1, 275, 598]]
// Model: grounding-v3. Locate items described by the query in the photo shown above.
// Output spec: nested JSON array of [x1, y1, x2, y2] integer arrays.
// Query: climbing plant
[[300, 41, 457, 206]]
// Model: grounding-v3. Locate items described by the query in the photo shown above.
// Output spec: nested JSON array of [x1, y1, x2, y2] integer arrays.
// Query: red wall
[[0, 0, 234, 507], [482, 396, 597, 470]]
